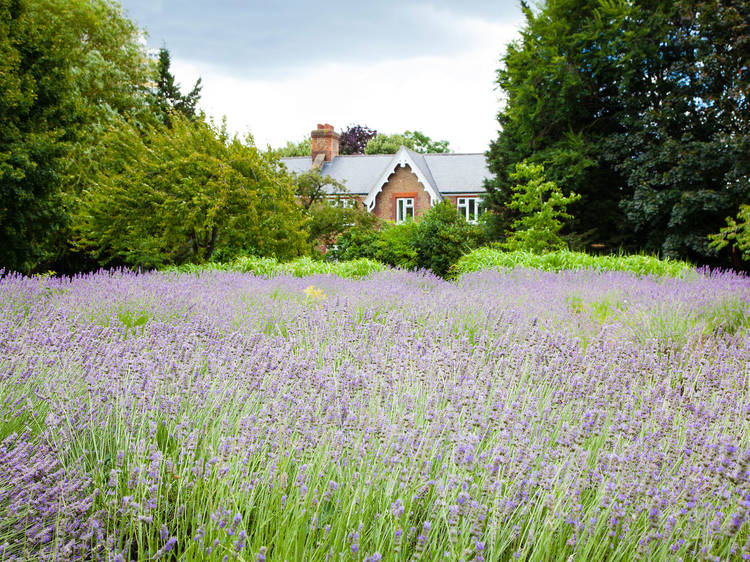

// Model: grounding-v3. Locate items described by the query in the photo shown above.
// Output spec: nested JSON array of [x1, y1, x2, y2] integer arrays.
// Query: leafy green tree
[[154, 47, 202, 125], [0, 0, 156, 272], [277, 138, 312, 157], [486, 0, 749, 266], [308, 201, 378, 250], [292, 168, 378, 249], [329, 202, 483, 276], [404, 130, 450, 154], [328, 221, 418, 270], [75, 116, 309, 267], [502, 161, 580, 253], [608, 0, 750, 262], [710, 205, 750, 264], [0, 0, 72, 272], [365, 131, 450, 154], [294, 168, 346, 210]]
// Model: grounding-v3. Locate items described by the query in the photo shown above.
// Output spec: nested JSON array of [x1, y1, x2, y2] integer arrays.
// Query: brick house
[[280, 124, 490, 224]]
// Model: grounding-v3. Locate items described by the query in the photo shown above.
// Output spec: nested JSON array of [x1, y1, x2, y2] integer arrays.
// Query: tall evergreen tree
[[485, 0, 630, 251], [154, 47, 202, 125]]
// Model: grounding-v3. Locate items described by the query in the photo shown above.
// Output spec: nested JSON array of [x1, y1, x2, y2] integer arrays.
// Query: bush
[[413, 202, 486, 277], [329, 204, 484, 276], [453, 247, 695, 277], [164, 256, 386, 279]]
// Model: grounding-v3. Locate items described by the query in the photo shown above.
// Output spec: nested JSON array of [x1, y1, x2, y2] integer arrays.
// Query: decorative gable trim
[[363, 147, 442, 212]]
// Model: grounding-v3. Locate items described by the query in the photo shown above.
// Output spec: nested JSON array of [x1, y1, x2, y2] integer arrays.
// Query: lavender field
[[2, 268, 750, 561]]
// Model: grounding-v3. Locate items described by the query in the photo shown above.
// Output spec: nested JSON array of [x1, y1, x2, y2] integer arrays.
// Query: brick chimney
[[311, 123, 339, 166]]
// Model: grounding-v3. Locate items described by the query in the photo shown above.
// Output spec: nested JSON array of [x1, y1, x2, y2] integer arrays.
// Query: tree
[[339, 124, 377, 155], [292, 167, 378, 248], [365, 131, 451, 154], [405, 130, 450, 153], [328, 221, 419, 271], [485, 0, 630, 252], [277, 138, 311, 157], [0, 0, 158, 273], [1, 0, 70, 272], [74, 116, 309, 267], [0, 0, 154, 273], [501, 161, 580, 253], [294, 168, 346, 210], [308, 200, 378, 249], [710, 205, 750, 264], [154, 47, 202, 125], [486, 0, 749, 265], [608, 0, 750, 263]]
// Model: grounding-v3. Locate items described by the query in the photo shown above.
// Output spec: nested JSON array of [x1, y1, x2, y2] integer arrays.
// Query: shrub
[[413, 202, 486, 277], [165, 256, 386, 279], [453, 247, 695, 277]]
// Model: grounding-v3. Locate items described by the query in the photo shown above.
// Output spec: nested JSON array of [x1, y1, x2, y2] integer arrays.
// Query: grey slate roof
[[421, 153, 490, 194], [279, 148, 490, 197]]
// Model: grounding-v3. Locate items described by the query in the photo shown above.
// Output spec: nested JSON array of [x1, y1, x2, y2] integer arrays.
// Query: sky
[[118, 1, 526, 153]]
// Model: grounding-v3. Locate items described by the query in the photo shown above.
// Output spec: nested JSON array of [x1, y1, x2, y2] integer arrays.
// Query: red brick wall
[[372, 165, 431, 221]]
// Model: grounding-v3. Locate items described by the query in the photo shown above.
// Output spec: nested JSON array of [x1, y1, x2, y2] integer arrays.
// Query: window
[[457, 197, 481, 223], [396, 197, 414, 223], [329, 197, 357, 209]]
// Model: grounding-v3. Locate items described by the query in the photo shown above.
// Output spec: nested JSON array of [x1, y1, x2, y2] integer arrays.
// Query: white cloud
[[171, 13, 520, 153]]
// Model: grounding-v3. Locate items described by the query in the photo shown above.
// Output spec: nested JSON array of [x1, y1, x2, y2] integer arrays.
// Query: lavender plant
[[0, 266, 748, 561]]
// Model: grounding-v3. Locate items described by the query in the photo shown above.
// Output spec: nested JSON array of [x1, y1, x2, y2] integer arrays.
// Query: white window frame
[[328, 197, 357, 209], [457, 197, 480, 224], [396, 197, 415, 223]]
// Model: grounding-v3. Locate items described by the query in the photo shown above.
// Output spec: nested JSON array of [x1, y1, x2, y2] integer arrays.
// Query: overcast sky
[[119, 1, 525, 153]]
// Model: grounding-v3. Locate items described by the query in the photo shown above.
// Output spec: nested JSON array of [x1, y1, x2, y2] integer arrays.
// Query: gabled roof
[[279, 147, 490, 204], [363, 147, 442, 211]]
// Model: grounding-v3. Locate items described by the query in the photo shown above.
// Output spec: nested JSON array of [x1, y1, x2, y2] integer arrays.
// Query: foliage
[[74, 115, 308, 268], [453, 247, 695, 278], [291, 167, 380, 249], [501, 161, 580, 253], [609, 0, 750, 263], [374, 221, 420, 270], [413, 202, 485, 277], [365, 130, 451, 154], [165, 255, 387, 278], [330, 203, 484, 276], [484, 0, 629, 250], [276, 137, 311, 157], [308, 199, 379, 249], [339, 124, 377, 155], [0, 0, 153, 273], [485, 0, 749, 266], [153, 47, 202, 125], [294, 168, 346, 210], [404, 130, 450, 154], [331, 221, 419, 270], [710, 204, 750, 262], [0, 0, 70, 273]]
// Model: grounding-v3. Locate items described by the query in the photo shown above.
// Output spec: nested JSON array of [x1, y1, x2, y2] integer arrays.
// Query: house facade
[[280, 124, 490, 223]]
